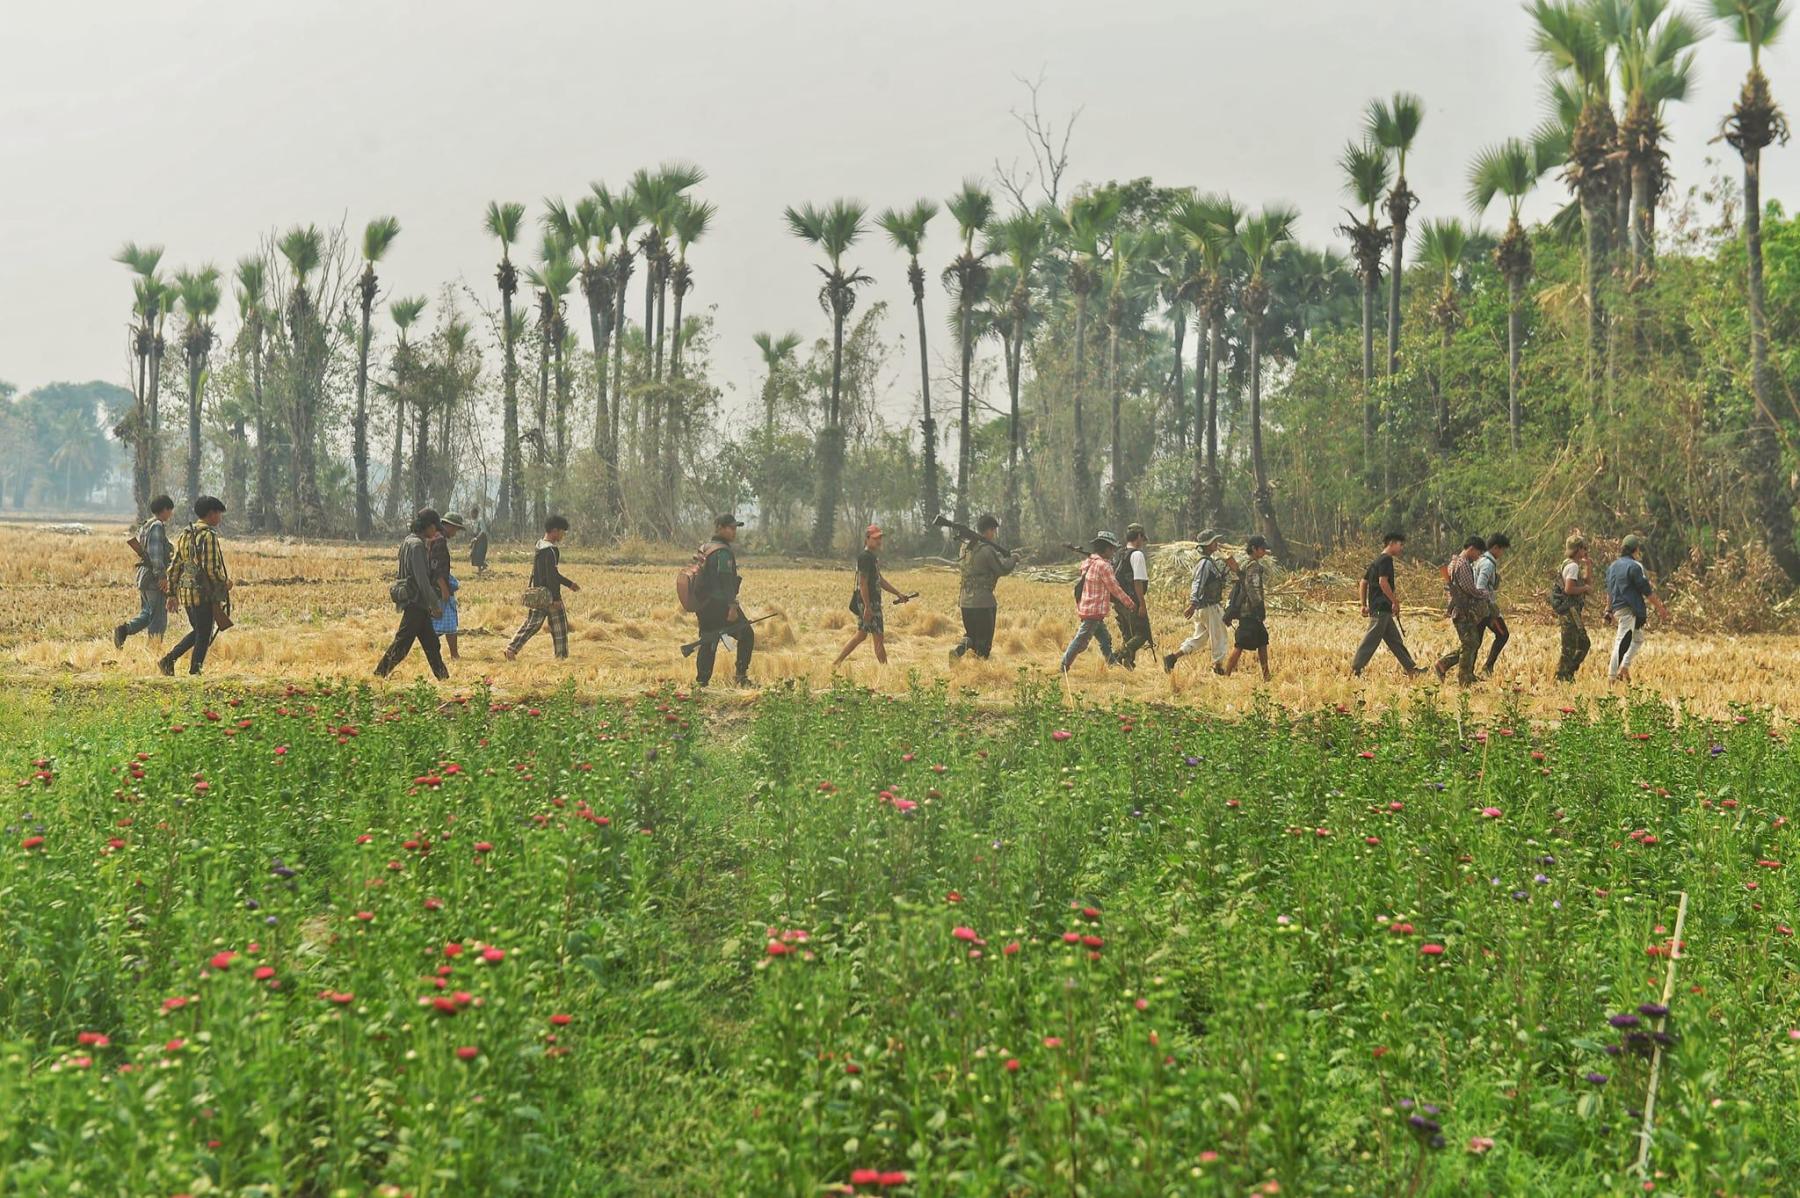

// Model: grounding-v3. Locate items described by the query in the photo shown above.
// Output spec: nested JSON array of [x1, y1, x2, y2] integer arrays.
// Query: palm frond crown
[[361, 215, 401, 264]]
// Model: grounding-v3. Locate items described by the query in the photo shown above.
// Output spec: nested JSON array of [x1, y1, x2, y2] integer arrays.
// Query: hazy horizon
[[5, 0, 1796, 426]]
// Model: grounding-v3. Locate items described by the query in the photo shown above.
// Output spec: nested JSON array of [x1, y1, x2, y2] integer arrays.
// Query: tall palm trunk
[[1571, 101, 1617, 418], [497, 264, 522, 534], [811, 293, 848, 556], [1170, 309, 1187, 456], [1071, 285, 1093, 534], [1106, 317, 1124, 527], [226, 415, 247, 517], [1384, 179, 1414, 377], [1187, 303, 1209, 528], [1204, 309, 1223, 525], [249, 322, 271, 531], [184, 337, 205, 504], [412, 400, 430, 513], [1004, 317, 1024, 537], [1247, 308, 1287, 560], [1731, 66, 1800, 582], [909, 259, 940, 532], [129, 328, 151, 517], [654, 259, 669, 382], [1361, 271, 1378, 480], [606, 260, 631, 525], [533, 309, 550, 530], [385, 396, 405, 524], [586, 275, 610, 455], [147, 333, 165, 494], [353, 271, 376, 538], [955, 274, 976, 527], [552, 324, 569, 475], [1434, 318, 1452, 455]]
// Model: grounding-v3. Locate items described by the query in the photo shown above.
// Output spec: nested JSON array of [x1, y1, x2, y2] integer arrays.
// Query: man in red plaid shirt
[[1060, 531, 1137, 674]]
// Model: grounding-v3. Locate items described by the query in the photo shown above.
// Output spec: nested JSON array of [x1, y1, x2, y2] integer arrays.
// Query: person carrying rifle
[[950, 513, 1014, 662], [158, 495, 232, 677], [832, 524, 912, 670], [693, 513, 754, 688], [1432, 536, 1492, 686], [375, 508, 448, 681], [1351, 531, 1425, 678], [1061, 531, 1136, 674], [1164, 529, 1235, 675], [1112, 523, 1153, 669], [114, 493, 175, 651]]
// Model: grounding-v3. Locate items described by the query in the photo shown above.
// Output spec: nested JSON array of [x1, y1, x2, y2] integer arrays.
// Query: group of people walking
[[110, 500, 1673, 691]]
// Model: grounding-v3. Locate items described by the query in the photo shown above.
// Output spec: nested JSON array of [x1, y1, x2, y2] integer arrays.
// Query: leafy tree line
[[96, 1, 1800, 586], [0, 380, 131, 510]]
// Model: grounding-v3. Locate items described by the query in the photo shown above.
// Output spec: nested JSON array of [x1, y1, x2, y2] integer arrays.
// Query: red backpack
[[675, 543, 725, 612]]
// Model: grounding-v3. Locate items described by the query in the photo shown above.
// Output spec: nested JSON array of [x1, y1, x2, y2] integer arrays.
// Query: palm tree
[[752, 330, 802, 533], [276, 223, 326, 527], [525, 232, 576, 520], [1238, 205, 1298, 558], [1470, 132, 1560, 451], [1171, 194, 1240, 526], [600, 188, 641, 522], [629, 163, 706, 385], [484, 201, 527, 533], [944, 180, 994, 527], [352, 215, 401, 538], [114, 242, 165, 514], [1712, 0, 1800, 581], [173, 266, 222, 505], [1414, 219, 1470, 456], [1366, 93, 1425, 379], [784, 199, 871, 554], [877, 200, 942, 531], [669, 197, 715, 381], [1060, 191, 1123, 534], [386, 296, 428, 516], [232, 256, 268, 527], [990, 211, 1045, 535], [1613, 1, 1703, 272], [1337, 140, 1391, 482], [548, 194, 615, 492], [1101, 229, 1146, 527], [1530, 0, 1618, 413]]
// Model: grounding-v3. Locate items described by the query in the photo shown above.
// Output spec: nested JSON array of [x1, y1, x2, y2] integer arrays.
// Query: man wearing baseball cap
[[1165, 529, 1236, 675], [432, 512, 466, 660], [692, 514, 754, 688], [1604, 534, 1668, 684], [1221, 533, 1272, 680], [832, 524, 912, 670]]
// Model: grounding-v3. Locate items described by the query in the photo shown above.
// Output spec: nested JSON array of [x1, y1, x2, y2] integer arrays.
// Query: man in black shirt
[[504, 514, 580, 660], [693, 514, 753, 688], [832, 524, 912, 669], [1351, 531, 1423, 678]]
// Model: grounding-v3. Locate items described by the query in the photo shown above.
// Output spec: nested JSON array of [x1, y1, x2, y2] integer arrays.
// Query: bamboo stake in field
[[1634, 890, 1689, 1181]]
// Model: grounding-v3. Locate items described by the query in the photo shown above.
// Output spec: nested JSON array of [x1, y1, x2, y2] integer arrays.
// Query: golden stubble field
[[2, 521, 1797, 720]]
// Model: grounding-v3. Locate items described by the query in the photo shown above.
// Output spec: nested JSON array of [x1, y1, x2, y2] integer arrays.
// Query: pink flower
[[1480, 807, 1503, 819], [1051, 730, 1072, 742], [1043, 1036, 1063, 1048], [208, 951, 236, 971], [1468, 1136, 1495, 1154], [1004, 1057, 1021, 1072], [850, 1169, 881, 1185], [481, 947, 505, 963], [951, 926, 980, 942], [1420, 943, 1445, 956], [455, 1045, 479, 1060], [1002, 941, 1020, 956]]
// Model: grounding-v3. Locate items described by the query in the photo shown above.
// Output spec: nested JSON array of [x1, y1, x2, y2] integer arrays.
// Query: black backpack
[[1222, 573, 1248, 624]]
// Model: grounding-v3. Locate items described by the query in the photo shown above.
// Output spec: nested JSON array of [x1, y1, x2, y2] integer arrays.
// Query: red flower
[[355, 834, 372, 844], [1062, 931, 1080, 944], [766, 941, 791, 956], [253, 966, 276, 981], [1420, 943, 1445, 956], [878, 1173, 908, 1187], [951, 926, 980, 942], [1002, 941, 1020, 956], [481, 947, 505, 963], [424, 897, 444, 911], [444, 942, 463, 957], [550, 1013, 572, 1026], [354, 911, 374, 922], [20, 836, 43, 850], [1004, 1057, 1021, 1072], [165, 1038, 185, 1053], [1081, 934, 1103, 948], [1043, 1036, 1063, 1048], [1080, 906, 1100, 921], [208, 951, 236, 971], [944, 890, 962, 904], [473, 842, 494, 854], [455, 1045, 479, 1061], [77, 1031, 110, 1047], [850, 1170, 882, 1186]]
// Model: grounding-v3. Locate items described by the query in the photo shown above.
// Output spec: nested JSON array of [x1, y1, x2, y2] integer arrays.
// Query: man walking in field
[[1111, 523, 1153, 669], [693, 514, 754, 688], [504, 514, 580, 661], [1221, 534, 1273, 681], [1471, 532, 1511, 677], [951, 514, 1014, 662], [375, 508, 448, 681], [1164, 530, 1234, 675], [1605, 534, 1669, 685], [1061, 531, 1136, 673], [158, 495, 232, 677], [1433, 537, 1492, 686], [114, 493, 175, 651], [832, 524, 912, 670], [1554, 535, 1594, 682], [1351, 531, 1424, 678]]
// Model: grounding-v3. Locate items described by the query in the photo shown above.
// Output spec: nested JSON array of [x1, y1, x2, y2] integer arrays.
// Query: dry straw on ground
[[2, 522, 1795, 720]]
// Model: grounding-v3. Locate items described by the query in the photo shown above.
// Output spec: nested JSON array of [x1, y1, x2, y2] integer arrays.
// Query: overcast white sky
[[4, 0, 1797, 422]]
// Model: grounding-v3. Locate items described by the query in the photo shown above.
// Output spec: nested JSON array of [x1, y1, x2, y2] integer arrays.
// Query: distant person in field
[[375, 508, 448, 681], [1061, 531, 1135, 673], [1471, 532, 1512, 677], [159, 495, 232, 677], [951, 513, 1014, 662], [1111, 523, 1153, 669], [1554, 534, 1594, 682], [1222, 534, 1273, 681], [1164, 529, 1235, 675], [432, 512, 465, 660], [114, 493, 175, 650], [1605, 534, 1669, 685], [833, 524, 911, 670], [1433, 536, 1492, 686], [1351, 531, 1424, 678], [466, 504, 490, 576], [693, 513, 754, 688], [504, 514, 580, 661]]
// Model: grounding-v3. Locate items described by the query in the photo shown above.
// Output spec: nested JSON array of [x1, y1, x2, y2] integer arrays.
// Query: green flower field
[[2, 681, 1796, 1196]]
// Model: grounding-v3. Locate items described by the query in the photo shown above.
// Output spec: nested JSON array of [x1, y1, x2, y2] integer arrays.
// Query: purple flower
[[1638, 1002, 1669, 1018], [1585, 1072, 1609, 1085], [1534, 874, 1550, 885], [1603, 1044, 1622, 1056], [1184, 756, 1200, 767], [1608, 1014, 1640, 1029]]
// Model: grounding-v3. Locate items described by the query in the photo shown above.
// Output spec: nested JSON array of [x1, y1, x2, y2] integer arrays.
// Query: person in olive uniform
[[950, 514, 1014, 661], [693, 514, 753, 688]]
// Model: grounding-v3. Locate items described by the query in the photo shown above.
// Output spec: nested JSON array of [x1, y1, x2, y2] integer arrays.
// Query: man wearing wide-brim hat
[[432, 512, 466, 659], [1164, 529, 1238, 676], [1060, 530, 1137, 674]]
